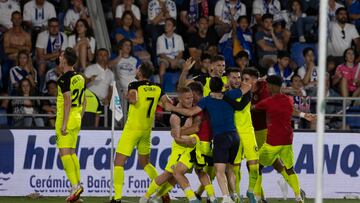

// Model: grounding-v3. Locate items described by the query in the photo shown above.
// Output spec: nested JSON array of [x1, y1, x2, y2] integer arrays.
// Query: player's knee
[[138, 155, 150, 167]]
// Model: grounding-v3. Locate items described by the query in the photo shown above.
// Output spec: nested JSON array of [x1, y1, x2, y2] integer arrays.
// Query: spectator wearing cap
[[328, 7, 360, 63], [252, 0, 281, 25], [0, 0, 20, 33], [255, 14, 284, 69], [156, 18, 185, 85], [214, 0, 246, 37], [115, 0, 141, 29], [36, 18, 67, 83], [267, 51, 293, 87], [187, 16, 218, 67], [179, 0, 215, 35], [3, 11, 32, 61], [332, 47, 360, 98], [64, 0, 92, 33]]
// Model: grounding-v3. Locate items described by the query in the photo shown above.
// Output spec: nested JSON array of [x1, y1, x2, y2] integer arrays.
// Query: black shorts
[[213, 131, 240, 164]]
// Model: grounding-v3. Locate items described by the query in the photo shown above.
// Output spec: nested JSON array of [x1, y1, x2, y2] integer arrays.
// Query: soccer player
[[139, 87, 197, 203], [170, 77, 252, 203], [178, 55, 228, 96], [56, 47, 86, 202], [224, 68, 260, 203], [172, 82, 217, 203], [252, 75, 313, 203], [111, 63, 171, 203]]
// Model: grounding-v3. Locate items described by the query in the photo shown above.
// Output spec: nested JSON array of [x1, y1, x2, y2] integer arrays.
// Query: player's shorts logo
[[254, 146, 259, 152], [0, 130, 15, 191]]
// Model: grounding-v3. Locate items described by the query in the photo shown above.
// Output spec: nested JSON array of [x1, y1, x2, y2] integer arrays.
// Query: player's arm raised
[[170, 114, 196, 147], [127, 89, 138, 104], [61, 92, 71, 135]]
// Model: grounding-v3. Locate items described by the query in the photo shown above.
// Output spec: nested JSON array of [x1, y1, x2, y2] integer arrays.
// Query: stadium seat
[[346, 106, 360, 129]]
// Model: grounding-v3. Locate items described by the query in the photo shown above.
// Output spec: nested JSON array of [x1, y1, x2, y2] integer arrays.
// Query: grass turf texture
[[0, 197, 359, 203]]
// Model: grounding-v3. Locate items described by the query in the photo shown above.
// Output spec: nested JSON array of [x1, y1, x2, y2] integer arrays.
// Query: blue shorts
[[213, 131, 240, 164]]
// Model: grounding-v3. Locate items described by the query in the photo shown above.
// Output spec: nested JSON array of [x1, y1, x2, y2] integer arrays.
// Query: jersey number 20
[[72, 88, 85, 107]]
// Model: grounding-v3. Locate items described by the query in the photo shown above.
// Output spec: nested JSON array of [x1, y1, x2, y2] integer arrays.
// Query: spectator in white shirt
[[252, 0, 282, 25], [85, 48, 114, 104], [146, 0, 177, 64], [64, 0, 91, 33], [328, 7, 360, 62], [36, 18, 67, 79], [23, 0, 56, 30], [110, 39, 141, 94], [67, 19, 96, 70], [214, 0, 246, 37], [297, 47, 318, 87], [115, 0, 141, 28], [156, 18, 185, 84], [0, 0, 20, 32]]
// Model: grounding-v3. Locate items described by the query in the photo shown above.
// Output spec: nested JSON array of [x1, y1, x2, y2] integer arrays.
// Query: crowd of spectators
[[0, 0, 359, 129]]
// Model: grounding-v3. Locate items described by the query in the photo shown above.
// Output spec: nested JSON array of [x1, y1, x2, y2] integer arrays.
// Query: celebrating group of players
[[55, 48, 314, 203]]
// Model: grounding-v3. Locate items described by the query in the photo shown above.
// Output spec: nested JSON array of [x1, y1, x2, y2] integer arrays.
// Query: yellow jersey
[[234, 97, 254, 134], [56, 71, 85, 121], [203, 76, 228, 96], [125, 80, 164, 131]]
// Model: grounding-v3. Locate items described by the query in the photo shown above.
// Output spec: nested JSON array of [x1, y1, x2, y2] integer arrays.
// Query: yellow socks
[[114, 166, 124, 200], [144, 164, 158, 180], [288, 174, 301, 196], [71, 154, 81, 182], [254, 174, 262, 196], [146, 180, 160, 198], [156, 182, 173, 197], [233, 165, 241, 195], [184, 187, 196, 201], [248, 163, 259, 192], [205, 184, 216, 200], [61, 154, 79, 187], [280, 169, 289, 181]]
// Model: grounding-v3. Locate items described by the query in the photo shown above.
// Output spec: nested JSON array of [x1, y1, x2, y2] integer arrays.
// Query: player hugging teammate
[[55, 52, 314, 203]]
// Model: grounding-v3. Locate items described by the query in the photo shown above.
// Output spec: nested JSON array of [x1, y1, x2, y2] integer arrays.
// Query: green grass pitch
[[0, 197, 359, 203]]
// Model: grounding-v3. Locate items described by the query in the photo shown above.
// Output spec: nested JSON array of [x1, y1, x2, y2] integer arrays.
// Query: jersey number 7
[[146, 97, 155, 118]]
